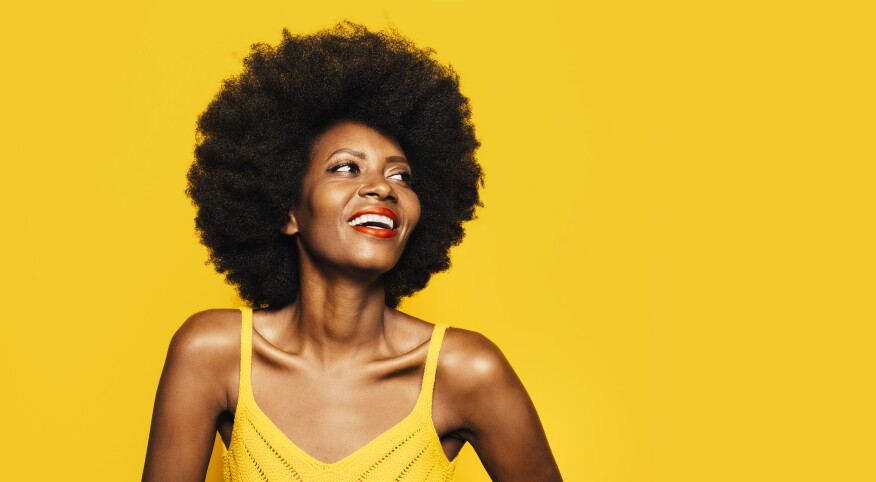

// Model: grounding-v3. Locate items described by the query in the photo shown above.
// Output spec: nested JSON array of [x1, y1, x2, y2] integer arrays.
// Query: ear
[[281, 210, 299, 236]]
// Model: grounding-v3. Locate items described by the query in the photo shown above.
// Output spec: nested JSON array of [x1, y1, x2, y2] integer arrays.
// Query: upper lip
[[347, 206, 399, 229]]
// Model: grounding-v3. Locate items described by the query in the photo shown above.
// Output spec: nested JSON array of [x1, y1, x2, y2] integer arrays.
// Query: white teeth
[[348, 214, 395, 229]]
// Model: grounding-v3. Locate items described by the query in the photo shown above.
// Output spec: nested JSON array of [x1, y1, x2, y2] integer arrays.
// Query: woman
[[143, 22, 562, 481]]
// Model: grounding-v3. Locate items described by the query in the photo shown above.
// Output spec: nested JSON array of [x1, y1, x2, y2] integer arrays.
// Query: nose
[[357, 174, 397, 202]]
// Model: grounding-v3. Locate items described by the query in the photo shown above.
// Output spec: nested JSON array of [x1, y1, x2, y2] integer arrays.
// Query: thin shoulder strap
[[420, 323, 450, 408], [237, 306, 253, 399]]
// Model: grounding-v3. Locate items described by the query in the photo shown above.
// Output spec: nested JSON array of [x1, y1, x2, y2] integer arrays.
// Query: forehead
[[309, 121, 406, 161]]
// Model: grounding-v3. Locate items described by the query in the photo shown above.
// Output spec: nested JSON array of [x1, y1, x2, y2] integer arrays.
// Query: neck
[[284, 248, 391, 364]]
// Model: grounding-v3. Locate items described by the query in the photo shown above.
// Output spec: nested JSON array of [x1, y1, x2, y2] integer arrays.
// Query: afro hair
[[186, 21, 483, 309]]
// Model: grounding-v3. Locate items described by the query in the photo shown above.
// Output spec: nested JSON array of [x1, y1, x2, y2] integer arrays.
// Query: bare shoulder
[[163, 308, 244, 406], [390, 309, 506, 364], [168, 308, 242, 362], [436, 327, 563, 480], [438, 326, 519, 399], [144, 309, 245, 481]]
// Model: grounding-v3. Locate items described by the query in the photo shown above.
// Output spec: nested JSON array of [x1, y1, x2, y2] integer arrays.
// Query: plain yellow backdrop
[[1, 1, 874, 481]]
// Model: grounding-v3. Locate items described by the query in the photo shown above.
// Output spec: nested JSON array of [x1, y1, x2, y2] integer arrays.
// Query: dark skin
[[143, 121, 563, 481]]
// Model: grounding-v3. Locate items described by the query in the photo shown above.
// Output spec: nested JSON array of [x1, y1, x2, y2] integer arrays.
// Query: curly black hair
[[186, 21, 483, 309]]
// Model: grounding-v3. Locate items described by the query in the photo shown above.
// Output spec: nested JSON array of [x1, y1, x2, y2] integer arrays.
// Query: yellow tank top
[[222, 307, 459, 481]]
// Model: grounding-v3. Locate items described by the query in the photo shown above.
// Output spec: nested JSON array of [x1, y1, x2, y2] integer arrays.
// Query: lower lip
[[351, 225, 398, 239]]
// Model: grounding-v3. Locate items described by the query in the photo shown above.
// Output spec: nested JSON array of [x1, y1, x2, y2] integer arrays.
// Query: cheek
[[405, 194, 422, 232], [300, 185, 349, 228]]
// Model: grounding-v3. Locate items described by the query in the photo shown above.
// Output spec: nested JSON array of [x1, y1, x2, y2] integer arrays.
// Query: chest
[[258, 366, 423, 459], [219, 354, 463, 464]]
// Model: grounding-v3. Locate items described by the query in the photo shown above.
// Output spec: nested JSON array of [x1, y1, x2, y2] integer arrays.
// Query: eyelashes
[[328, 160, 412, 184], [388, 171, 412, 183], [329, 161, 360, 174]]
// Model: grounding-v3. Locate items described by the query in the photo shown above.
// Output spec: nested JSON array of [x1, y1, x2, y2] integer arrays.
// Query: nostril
[[358, 181, 397, 201]]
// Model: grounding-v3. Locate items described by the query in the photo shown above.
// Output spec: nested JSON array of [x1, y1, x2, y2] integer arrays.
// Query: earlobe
[[281, 211, 299, 236]]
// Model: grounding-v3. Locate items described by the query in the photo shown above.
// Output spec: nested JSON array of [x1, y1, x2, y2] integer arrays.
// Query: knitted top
[[222, 307, 459, 481]]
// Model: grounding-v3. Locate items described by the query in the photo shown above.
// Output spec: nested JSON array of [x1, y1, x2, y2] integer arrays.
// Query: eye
[[329, 161, 360, 174], [388, 171, 412, 183]]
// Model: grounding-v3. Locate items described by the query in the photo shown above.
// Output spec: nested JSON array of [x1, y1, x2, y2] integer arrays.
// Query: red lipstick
[[347, 207, 399, 239]]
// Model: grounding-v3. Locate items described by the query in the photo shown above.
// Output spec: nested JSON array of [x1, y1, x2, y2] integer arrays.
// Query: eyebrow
[[326, 148, 409, 165], [327, 148, 367, 160]]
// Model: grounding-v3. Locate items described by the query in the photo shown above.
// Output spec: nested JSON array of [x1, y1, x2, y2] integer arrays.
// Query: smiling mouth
[[347, 209, 398, 239], [348, 213, 395, 230]]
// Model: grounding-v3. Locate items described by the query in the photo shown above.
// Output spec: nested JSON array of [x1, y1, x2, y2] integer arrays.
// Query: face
[[283, 120, 421, 275]]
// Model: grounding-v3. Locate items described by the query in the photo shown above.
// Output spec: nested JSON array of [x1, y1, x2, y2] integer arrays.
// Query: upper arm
[[444, 329, 563, 482], [142, 310, 238, 482]]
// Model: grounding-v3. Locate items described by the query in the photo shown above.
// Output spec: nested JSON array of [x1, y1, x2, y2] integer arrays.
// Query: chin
[[346, 257, 401, 277], [342, 241, 405, 272]]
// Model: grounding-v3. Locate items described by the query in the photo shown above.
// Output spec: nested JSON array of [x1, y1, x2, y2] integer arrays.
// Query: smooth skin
[[143, 121, 563, 481]]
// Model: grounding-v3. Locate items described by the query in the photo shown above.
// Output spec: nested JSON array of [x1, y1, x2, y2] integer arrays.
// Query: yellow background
[[1, 1, 874, 480]]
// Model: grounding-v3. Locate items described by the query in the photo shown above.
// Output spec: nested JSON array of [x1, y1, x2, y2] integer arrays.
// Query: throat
[[288, 289, 392, 361]]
